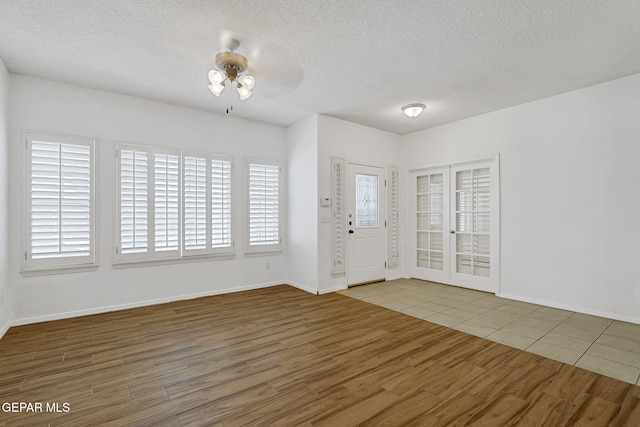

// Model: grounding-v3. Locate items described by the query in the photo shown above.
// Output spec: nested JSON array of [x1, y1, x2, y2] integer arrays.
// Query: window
[[119, 146, 150, 255], [355, 173, 379, 227], [247, 159, 281, 252], [115, 143, 233, 265], [183, 152, 233, 255], [24, 131, 97, 274], [154, 153, 180, 253]]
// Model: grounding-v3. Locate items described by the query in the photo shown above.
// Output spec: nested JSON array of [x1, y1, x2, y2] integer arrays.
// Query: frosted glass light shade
[[402, 103, 426, 118], [209, 83, 225, 97], [238, 75, 255, 90], [237, 86, 252, 100], [208, 69, 225, 84]]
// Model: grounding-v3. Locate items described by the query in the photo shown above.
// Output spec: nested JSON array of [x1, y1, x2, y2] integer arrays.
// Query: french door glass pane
[[473, 234, 490, 255], [474, 213, 490, 232], [473, 168, 490, 188], [474, 190, 490, 211], [457, 233, 471, 253], [457, 170, 472, 190], [455, 168, 491, 277], [430, 213, 443, 230], [417, 231, 429, 249], [473, 256, 490, 277], [430, 193, 443, 211], [457, 191, 472, 211], [417, 194, 430, 211], [457, 254, 472, 275], [417, 213, 429, 230], [417, 250, 429, 268], [457, 213, 472, 232], [416, 172, 444, 272], [429, 174, 443, 192], [417, 175, 429, 193], [430, 233, 443, 251], [431, 251, 443, 270]]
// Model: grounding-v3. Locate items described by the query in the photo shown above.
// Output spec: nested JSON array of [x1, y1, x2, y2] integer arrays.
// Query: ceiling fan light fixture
[[208, 82, 225, 97], [402, 103, 426, 118], [207, 39, 255, 101], [238, 75, 255, 90], [237, 86, 252, 100], [208, 69, 225, 84]]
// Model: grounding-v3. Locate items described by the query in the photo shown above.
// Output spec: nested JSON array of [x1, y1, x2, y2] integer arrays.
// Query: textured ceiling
[[1, 1, 640, 134]]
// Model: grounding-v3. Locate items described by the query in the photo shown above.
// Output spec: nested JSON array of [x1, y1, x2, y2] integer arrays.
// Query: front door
[[347, 164, 386, 285]]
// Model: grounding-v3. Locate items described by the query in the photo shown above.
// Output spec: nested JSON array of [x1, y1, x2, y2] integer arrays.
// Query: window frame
[[245, 158, 282, 255], [23, 131, 98, 275]]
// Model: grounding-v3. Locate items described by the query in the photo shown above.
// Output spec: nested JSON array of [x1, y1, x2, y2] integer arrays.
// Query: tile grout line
[[572, 319, 613, 367], [522, 311, 580, 359]]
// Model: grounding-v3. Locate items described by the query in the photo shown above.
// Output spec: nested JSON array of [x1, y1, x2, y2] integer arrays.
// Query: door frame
[[407, 154, 500, 293], [346, 162, 388, 286]]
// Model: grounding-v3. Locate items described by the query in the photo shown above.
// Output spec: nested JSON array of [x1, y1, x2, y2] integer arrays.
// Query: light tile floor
[[339, 278, 640, 385]]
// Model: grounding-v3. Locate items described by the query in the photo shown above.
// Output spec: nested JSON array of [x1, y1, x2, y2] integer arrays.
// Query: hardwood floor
[[0, 285, 639, 426]]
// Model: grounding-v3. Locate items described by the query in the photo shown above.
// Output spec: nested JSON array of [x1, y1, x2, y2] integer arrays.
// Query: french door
[[411, 158, 499, 293]]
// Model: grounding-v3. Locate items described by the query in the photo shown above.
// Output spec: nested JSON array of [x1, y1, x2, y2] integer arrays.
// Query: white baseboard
[[10, 281, 286, 328], [318, 285, 347, 295], [286, 281, 318, 295], [498, 292, 640, 325], [386, 272, 404, 281], [0, 320, 10, 341]]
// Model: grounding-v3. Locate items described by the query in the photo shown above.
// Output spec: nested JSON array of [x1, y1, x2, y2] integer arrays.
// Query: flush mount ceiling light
[[401, 103, 426, 118], [208, 39, 255, 101]]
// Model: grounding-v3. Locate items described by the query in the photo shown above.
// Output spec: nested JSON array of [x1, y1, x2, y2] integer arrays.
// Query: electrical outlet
[[265, 262, 270, 270]]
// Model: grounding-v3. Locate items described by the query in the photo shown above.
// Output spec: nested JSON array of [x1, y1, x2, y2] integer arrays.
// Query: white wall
[[317, 115, 401, 293], [0, 59, 10, 336], [286, 115, 319, 293], [402, 72, 640, 323], [8, 75, 288, 324]]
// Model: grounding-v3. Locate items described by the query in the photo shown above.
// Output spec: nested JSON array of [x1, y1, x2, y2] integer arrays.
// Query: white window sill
[[112, 253, 236, 269], [244, 249, 283, 257], [22, 264, 99, 277]]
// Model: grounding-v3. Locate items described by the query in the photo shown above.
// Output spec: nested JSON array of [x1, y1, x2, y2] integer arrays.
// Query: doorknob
[[450, 230, 456, 234], [349, 230, 354, 234]]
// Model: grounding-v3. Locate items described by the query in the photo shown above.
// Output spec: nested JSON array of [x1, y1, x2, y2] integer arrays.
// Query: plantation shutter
[[211, 158, 232, 249], [119, 148, 149, 254], [248, 161, 280, 248], [183, 155, 208, 251], [388, 166, 399, 266], [29, 139, 92, 260], [154, 153, 180, 252], [331, 157, 346, 274]]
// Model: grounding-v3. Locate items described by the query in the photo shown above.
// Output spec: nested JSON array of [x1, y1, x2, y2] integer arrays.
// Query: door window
[[355, 173, 378, 228]]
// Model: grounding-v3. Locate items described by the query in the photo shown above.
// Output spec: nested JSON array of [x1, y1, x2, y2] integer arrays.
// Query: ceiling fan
[[206, 31, 304, 102], [207, 39, 255, 101]]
